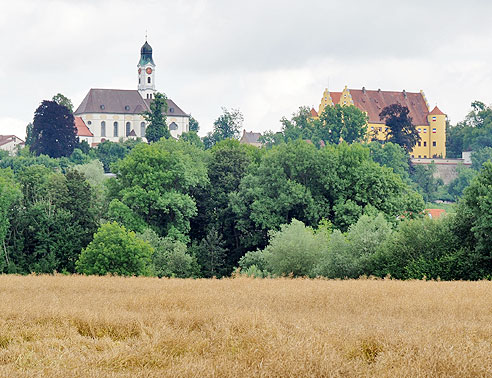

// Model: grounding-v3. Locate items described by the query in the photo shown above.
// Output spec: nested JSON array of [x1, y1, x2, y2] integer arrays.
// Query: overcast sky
[[1, 0, 492, 139]]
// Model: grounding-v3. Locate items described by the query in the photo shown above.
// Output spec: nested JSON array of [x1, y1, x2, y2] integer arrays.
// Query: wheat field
[[0, 275, 491, 377]]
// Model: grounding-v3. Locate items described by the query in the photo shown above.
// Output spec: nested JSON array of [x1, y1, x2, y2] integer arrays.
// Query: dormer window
[[100, 105, 105, 110], [170, 108, 174, 113], [125, 105, 130, 111]]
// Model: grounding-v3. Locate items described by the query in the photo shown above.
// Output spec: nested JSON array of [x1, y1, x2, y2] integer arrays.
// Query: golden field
[[0, 276, 491, 377]]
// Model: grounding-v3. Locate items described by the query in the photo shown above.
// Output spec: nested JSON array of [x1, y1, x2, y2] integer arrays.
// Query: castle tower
[[428, 106, 446, 158], [138, 40, 156, 99]]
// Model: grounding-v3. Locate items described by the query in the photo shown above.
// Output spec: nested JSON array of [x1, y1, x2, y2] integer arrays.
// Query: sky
[[1, 0, 492, 139]]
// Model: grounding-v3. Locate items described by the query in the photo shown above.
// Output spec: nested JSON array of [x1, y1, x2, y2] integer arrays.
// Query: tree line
[[1, 95, 491, 279]]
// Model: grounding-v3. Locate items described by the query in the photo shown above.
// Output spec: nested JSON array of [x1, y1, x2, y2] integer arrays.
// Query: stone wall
[[411, 158, 471, 185]]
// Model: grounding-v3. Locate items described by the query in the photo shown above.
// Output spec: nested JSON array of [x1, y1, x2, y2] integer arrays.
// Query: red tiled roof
[[429, 106, 445, 116], [74, 117, 94, 137], [425, 209, 446, 219], [349, 89, 430, 125], [310, 108, 318, 117], [330, 92, 342, 105]]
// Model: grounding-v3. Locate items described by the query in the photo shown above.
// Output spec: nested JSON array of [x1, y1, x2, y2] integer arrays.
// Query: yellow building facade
[[316, 87, 446, 158]]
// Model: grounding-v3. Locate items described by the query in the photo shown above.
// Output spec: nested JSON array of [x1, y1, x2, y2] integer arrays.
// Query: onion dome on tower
[[139, 41, 155, 66]]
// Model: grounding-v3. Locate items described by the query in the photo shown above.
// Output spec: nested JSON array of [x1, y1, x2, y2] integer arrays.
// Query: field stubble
[[0, 275, 490, 377]]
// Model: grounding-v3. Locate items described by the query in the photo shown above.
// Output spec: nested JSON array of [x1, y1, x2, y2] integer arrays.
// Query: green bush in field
[[76, 222, 153, 276], [314, 214, 392, 278], [138, 228, 198, 278], [263, 219, 325, 277]]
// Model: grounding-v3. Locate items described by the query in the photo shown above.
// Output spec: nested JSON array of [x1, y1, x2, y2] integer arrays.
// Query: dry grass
[[0, 275, 490, 377]]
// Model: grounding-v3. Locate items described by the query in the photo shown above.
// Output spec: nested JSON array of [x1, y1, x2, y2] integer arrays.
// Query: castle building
[[74, 40, 189, 146], [316, 86, 446, 158]]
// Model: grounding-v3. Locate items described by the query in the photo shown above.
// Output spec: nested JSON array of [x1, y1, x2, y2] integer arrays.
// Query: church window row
[[100, 120, 147, 138]]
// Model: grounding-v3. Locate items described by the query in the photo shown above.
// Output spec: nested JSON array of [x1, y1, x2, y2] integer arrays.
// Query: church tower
[[138, 40, 156, 99]]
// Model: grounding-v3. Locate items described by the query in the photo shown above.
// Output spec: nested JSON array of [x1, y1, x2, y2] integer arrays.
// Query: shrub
[[315, 214, 392, 278], [138, 229, 198, 278], [371, 216, 459, 279], [76, 222, 153, 276], [264, 219, 325, 277]]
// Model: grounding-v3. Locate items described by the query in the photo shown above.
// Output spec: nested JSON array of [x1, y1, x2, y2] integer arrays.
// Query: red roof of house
[[74, 117, 94, 137], [0, 135, 24, 147], [429, 106, 445, 116], [425, 209, 446, 219], [349, 89, 430, 125], [310, 108, 318, 117]]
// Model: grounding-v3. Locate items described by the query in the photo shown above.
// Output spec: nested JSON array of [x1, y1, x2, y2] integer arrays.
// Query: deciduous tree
[[379, 103, 419, 153], [76, 222, 153, 276], [31, 100, 78, 158]]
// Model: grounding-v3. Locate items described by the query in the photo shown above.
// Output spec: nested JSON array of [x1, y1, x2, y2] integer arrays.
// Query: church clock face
[[146, 67, 152, 74]]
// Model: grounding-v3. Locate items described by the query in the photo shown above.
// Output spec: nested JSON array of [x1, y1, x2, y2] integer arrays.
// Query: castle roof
[[74, 89, 188, 117], [348, 89, 430, 125], [310, 108, 318, 117], [330, 92, 342, 105], [429, 106, 445, 116], [74, 117, 93, 137]]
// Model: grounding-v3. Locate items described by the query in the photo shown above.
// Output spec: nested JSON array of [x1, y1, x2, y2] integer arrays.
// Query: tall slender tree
[[143, 92, 170, 142]]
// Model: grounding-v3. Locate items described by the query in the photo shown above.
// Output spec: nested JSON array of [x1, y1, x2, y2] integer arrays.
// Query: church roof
[[348, 89, 430, 125], [139, 41, 154, 66], [74, 89, 188, 117], [144, 98, 188, 117], [74, 117, 93, 137], [429, 106, 445, 116]]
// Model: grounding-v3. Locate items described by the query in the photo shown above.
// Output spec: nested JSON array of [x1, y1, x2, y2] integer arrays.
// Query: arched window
[[147, 76, 151, 84], [169, 122, 178, 131], [101, 121, 106, 137], [126, 122, 131, 136], [141, 122, 146, 137], [113, 121, 118, 137]]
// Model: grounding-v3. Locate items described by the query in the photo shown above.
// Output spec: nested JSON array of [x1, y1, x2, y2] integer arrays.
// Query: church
[[74, 40, 190, 146], [315, 86, 447, 158]]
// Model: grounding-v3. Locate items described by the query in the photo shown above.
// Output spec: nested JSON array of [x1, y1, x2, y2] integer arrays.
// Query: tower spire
[[138, 39, 156, 99]]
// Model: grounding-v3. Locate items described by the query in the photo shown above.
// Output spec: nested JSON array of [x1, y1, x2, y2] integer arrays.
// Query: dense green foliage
[[447, 101, 492, 157], [111, 139, 209, 240], [76, 222, 153, 276], [203, 108, 244, 148], [261, 105, 368, 148], [3, 97, 492, 280]]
